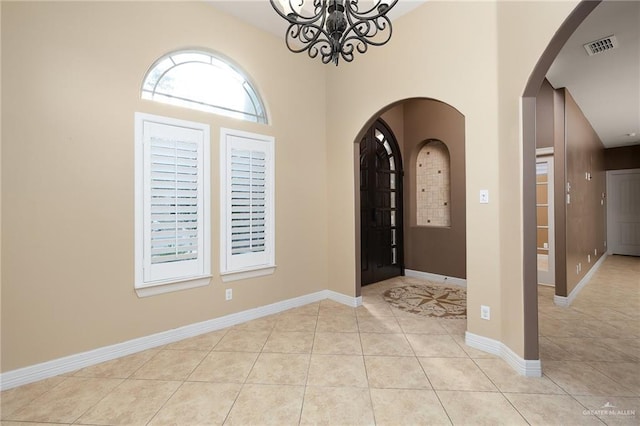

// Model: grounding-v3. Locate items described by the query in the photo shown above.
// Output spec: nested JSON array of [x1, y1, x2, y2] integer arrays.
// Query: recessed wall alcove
[[416, 140, 451, 227]]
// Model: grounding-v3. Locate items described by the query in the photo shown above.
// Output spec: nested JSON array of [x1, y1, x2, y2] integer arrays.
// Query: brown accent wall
[[403, 99, 466, 279], [552, 89, 568, 296], [563, 89, 606, 295], [536, 79, 555, 149], [535, 84, 607, 297], [604, 145, 640, 170]]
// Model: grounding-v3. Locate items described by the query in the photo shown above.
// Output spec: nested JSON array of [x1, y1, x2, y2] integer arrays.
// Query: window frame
[[220, 128, 275, 281], [134, 112, 211, 297], [141, 49, 268, 124]]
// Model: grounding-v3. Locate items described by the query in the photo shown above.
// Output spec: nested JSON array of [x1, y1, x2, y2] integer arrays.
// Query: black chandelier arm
[[339, 39, 357, 63], [283, 22, 340, 65], [269, 0, 325, 24], [342, 36, 368, 56], [318, 42, 340, 64], [345, 0, 399, 21], [285, 22, 322, 50], [283, 21, 335, 57], [343, 14, 393, 47]]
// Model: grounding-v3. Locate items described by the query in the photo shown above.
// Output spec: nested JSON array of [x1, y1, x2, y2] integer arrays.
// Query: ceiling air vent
[[583, 35, 618, 56]]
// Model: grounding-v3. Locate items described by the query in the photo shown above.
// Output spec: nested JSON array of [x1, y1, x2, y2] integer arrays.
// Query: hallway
[[537, 254, 640, 423], [1, 256, 638, 425]]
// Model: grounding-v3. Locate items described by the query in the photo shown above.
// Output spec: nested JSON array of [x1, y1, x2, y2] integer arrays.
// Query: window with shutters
[[135, 113, 211, 296], [220, 128, 275, 281]]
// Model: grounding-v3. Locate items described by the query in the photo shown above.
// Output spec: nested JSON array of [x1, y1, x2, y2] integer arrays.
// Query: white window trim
[[141, 49, 268, 124], [135, 113, 211, 297], [220, 128, 275, 281]]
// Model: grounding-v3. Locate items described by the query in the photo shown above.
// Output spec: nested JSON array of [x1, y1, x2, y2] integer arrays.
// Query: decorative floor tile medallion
[[383, 284, 467, 319]]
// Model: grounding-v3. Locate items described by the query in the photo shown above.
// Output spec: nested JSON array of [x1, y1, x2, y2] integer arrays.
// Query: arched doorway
[[521, 0, 601, 360], [354, 98, 466, 299], [359, 118, 404, 285]]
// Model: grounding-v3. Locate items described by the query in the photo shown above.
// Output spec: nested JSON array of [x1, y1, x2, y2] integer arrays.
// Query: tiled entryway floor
[[2, 255, 638, 425]]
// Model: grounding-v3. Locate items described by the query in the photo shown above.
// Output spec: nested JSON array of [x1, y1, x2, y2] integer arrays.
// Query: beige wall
[[326, 0, 578, 357], [1, 2, 328, 371], [2, 0, 585, 372], [0, 0, 3, 373]]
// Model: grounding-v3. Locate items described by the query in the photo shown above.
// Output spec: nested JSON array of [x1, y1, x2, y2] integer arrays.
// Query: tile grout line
[[142, 331, 228, 426], [297, 301, 321, 425], [468, 357, 532, 424], [223, 319, 278, 424], [356, 302, 380, 425], [69, 377, 127, 425]]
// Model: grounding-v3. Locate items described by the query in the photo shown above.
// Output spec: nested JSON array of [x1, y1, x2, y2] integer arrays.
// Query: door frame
[[536, 152, 555, 286]]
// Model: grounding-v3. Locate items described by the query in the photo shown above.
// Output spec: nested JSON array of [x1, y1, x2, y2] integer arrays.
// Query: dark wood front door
[[360, 119, 403, 285]]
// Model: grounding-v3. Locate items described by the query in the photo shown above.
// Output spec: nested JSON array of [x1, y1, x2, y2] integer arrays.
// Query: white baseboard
[[326, 290, 362, 307], [404, 269, 467, 287], [554, 254, 607, 307], [0, 289, 360, 391], [465, 332, 542, 377]]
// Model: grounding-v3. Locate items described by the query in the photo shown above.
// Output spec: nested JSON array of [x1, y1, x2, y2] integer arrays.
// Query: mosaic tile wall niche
[[416, 140, 451, 227]]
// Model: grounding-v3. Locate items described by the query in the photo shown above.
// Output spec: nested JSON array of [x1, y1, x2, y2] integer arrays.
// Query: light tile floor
[[2, 255, 638, 425]]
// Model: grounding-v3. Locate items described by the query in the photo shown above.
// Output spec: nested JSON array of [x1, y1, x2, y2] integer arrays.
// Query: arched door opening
[[522, 0, 601, 360], [354, 98, 466, 297]]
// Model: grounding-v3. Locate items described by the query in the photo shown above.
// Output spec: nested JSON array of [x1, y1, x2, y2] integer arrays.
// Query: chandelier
[[269, 0, 398, 66]]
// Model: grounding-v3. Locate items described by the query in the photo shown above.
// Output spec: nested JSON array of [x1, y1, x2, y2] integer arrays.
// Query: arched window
[[416, 140, 451, 227], [142, 50, 268, 124]]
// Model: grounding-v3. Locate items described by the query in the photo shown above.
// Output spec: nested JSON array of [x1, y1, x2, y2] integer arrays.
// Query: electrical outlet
[[225, 288, 233, 301], [595, 248, 597, 256], [480, 305, 490, 320], [576, 264, 580, 275], [588, 254, 591, 263]]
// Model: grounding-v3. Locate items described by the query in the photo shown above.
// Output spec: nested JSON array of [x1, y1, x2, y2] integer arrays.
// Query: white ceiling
[[209, 1, 639, 148], [208, 0, 427, 38], [546, 0, 640, 148]]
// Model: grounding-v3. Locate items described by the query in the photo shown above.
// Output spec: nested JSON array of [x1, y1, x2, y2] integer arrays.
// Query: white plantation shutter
[[148, 136, 199, 264], [221, 129, 274, 275], [135, 113, 210, 291], [230, 149, 267, 255]]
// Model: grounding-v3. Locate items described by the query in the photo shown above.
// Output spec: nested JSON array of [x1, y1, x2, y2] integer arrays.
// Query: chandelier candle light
[[270, 0, 399, 65]]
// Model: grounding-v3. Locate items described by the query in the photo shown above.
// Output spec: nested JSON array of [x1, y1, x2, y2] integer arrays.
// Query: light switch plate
[[481, 305, 490, 320], [479, 190, 489, 204]]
